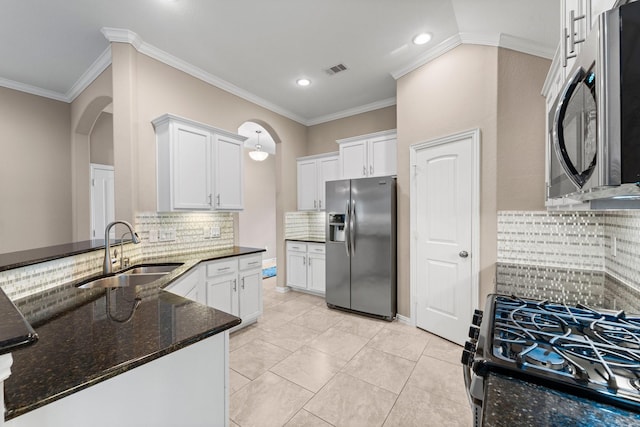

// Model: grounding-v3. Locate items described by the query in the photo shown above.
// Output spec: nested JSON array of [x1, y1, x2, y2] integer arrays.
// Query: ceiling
[[1, 0, 559, 125]]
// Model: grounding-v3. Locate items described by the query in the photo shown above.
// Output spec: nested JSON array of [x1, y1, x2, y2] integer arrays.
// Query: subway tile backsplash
[[498, 210, 640, 293], [284, 211, 325, 241], [0, 212, 234, 301]]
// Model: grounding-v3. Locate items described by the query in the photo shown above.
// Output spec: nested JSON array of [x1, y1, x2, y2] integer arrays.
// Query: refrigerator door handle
[[350, 200, 356, 254], [345, 201, 351, 256]]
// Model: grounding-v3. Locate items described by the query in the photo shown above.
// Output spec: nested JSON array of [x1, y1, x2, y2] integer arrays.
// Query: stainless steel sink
[[77, 273, 168, 289], [122, 264, 183, 275]]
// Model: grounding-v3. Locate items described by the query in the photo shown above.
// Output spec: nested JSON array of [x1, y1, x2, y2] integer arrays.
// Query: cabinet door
[[287, 250, 307, 289], [308, 252, 326, 294], [206, 273, 239, 317], [340, 140, 368, 179], [317, 155, 340, 211], [214, 134, 244, 210], [172, 124, 212, 210], [239, 270, 262, 322], [166, 268, 203, 303], [369, 135, 397, 177], [297, 159, 318, 211]]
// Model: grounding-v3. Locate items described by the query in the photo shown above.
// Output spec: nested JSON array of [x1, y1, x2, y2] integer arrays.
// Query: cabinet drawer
[[239, 254, 262, 271], [206, 258, 238, 277], [307, 244, 325, 254], [287, 242, 307, 253]]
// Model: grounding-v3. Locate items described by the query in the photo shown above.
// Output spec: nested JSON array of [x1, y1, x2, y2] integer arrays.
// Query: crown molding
[[391, 34, 462, 80], [65, 46, 112, 102], [305, 97, 397, 126], [101, 27, 308, 125], [0, 77, 68, 102], [392, 32, 555, 80], [499, 33, 555, 59]]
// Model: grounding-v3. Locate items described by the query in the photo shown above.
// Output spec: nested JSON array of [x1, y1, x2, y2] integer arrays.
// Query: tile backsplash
[[284, 211, 325, 241], [498, 210, 640, 292], [0, 212, 234, 301]]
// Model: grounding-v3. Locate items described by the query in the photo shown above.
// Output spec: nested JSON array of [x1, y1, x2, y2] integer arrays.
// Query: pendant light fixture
[[249, 130, 269, 162]]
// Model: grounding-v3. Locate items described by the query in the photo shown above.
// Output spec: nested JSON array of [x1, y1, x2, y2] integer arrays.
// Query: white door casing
[[410, 129, 480, 345], [90, 164, 115, 240]]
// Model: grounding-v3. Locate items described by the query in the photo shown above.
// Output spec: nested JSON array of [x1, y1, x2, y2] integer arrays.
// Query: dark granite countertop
[[0, 239, 126, 272], [483, 372, 640, 426], [0, 289, 37, 355], [2, 246, 264, 421], [286, 238, 325, 244]]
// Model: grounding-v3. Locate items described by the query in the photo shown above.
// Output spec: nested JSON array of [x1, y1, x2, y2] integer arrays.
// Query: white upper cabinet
[[153, 114, 247, 212], [337, 130, 397, 179], [214, 134, 244, 210], [296, 152, 339, 211]]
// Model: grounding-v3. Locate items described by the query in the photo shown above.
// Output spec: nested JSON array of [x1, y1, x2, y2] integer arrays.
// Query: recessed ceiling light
[[296, 78, 311, 87], [413, 33, 431, 45]]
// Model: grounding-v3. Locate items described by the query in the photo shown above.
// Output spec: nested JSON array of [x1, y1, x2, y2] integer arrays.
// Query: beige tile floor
[[228, 277, 472, 427]]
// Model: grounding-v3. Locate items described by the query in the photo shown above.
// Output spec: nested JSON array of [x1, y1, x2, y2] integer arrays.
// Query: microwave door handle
[[553, 66, 588, 189]]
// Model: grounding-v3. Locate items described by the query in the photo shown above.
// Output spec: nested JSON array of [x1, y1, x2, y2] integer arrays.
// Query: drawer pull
[[218, 266, 231, 271], [248, 261, 260, 266]]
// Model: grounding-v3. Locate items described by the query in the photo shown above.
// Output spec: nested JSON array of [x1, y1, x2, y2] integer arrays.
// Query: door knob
[[459, 251, 469, 258]]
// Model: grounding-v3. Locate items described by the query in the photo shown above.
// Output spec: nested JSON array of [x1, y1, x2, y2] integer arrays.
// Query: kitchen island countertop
[[2, 246, 263, 421]]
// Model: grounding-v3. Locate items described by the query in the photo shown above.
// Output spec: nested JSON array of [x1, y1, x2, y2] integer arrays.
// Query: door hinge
[[91, 178, 95, 186]]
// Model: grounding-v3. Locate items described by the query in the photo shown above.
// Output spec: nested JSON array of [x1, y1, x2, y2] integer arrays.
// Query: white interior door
[[90, 164, 115, 240], [412, 130, 479, 345]]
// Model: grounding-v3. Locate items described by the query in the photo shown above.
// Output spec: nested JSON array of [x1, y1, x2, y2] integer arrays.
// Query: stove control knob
[[464, 341, 476, 353], [468, 326, 480, 340], [472, 309, 483, 326], [461, 349, 473, 366]]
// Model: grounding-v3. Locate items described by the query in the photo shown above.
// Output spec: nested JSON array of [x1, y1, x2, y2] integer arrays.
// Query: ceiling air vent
[[325, 63, 348, 75]]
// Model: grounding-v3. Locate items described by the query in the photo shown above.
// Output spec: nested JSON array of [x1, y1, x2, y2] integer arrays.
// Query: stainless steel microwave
[[548, 1, 640, 204]]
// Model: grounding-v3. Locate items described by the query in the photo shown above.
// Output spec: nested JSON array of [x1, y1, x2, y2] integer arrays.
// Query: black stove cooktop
[[473, 295, 640, 412]]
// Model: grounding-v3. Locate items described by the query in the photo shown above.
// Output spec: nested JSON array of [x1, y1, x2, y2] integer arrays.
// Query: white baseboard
[[275, 286, 290, 294], [396, 314, 413, 326]]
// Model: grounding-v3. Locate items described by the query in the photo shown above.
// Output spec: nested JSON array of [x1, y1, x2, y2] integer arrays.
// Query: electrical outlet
[[159, 228, 177, 242], [211, 226, 221, 238], [148, 229, 158, 243]]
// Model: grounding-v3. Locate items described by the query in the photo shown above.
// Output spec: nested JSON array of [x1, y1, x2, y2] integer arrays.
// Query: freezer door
[[350, 176, 396, 318], [325, 179, 351, 309]]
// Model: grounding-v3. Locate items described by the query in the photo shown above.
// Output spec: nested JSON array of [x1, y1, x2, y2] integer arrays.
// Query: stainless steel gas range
[[462, 294, 640, 426]]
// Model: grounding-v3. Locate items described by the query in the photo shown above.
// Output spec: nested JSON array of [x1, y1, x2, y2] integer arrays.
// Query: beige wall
[[90, 112, 114, 165], [0, 87, 72, 252], [397, 44, 549, 317], [239, 151, 277, 261], [70, 66, 113, 241], [306, 106, 397, 155], [110, 45, 307, 285], [497, 49, 549, 211], [397, 44, 499, 316]]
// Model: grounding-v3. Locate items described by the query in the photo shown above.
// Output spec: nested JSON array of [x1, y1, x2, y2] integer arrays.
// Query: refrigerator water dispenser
[[328, 213, 346, 242]]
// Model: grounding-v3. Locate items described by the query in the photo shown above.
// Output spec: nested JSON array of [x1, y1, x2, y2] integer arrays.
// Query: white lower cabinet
[[166, 253, 263, 331], [286, 241, 326, 294]]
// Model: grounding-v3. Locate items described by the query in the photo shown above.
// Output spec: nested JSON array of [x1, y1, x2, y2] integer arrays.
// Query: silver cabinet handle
[[314, 200, 317, 209], [362, 165, 366, 176], [370, 165, 373, 175], [248, 261, 260, 266], [208, 194, 213, 206], [218, 266, 230, 271], [319, 200, 322, 209], [459, 251, 469, 258], [233, 279, 237, 291], [309, 258, 312, 266], [216, 194, 221, 206], [241, 277, 245, 290]]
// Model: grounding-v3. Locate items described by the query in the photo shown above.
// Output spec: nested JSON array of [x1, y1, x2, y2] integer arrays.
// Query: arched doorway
[[237, 121, 277, 270]]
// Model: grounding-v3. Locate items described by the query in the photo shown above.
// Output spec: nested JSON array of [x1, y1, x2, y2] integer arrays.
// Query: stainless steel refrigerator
[[325, 176, 396, 320]]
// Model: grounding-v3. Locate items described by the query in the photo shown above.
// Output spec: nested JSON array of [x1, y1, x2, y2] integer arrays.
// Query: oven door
[[551, 63, 598, 192]]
